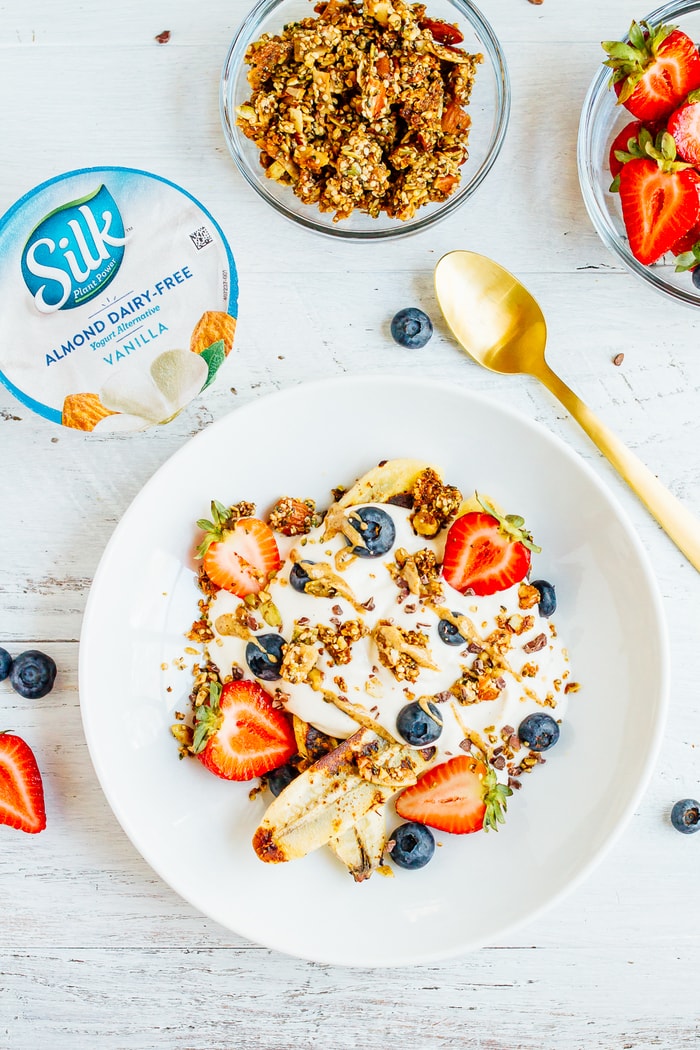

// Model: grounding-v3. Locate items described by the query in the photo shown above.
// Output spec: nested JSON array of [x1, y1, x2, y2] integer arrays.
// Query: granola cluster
[[236, 0, 482, 221]]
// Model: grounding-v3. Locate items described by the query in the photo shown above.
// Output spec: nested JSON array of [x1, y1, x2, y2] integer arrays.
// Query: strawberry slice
[[619, 155, 700, 265], [668, 92, 700, 165], [0, 733, 46, 834], [196, 502, 281, 597], [441, 496, 538, 597], [193, 679, 296, 781], [395, 755, 512, 834], [603, 21, 700, 122]]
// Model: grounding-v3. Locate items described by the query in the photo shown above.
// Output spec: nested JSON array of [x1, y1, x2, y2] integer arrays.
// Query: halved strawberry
[[395, 755, 512, 834], [671, 219, 700, 255], [619, 153, 700, 265], [0, 732, 46, 834], [196, 502, 281, 597], [192, 679, 296, 781], [608, 120, 662, 180], [668, 91, 700, 165], [603, 21, 700, 121], [441, 495, 539, 597]]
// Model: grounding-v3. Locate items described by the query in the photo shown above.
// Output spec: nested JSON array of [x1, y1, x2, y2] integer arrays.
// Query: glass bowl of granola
[[220, 0, 510, 238], [578, 0, 700, 307]]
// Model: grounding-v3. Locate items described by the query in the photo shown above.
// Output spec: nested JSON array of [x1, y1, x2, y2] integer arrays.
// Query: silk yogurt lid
[[0, 166, 238, 431]]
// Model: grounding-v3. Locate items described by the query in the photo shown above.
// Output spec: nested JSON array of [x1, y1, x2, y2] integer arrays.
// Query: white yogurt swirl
[[204, 504, 572, 776]]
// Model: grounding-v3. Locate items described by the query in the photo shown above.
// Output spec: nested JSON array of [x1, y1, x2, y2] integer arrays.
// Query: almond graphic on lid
[[190, 311, 236, 357], [62, 392, 118, 432]]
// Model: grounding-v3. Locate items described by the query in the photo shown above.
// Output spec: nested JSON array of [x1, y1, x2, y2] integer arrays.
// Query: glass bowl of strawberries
[[578, 0, 700, 306]]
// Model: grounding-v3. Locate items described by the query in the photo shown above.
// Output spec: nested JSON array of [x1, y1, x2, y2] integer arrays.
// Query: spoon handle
[[536, 361, 700, 571]]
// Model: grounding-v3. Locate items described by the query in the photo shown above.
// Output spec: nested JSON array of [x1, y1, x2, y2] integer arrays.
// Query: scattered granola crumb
[[155, 29, 171, 44], [613, 352, 625, 366]]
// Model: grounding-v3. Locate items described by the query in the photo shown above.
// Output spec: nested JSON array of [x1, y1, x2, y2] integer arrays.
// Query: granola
[[176, 461, 579, 880], [236, 0, 482, 220]]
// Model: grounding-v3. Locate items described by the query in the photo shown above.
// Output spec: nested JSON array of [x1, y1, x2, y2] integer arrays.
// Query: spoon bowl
[[434, 250, 700, 571]]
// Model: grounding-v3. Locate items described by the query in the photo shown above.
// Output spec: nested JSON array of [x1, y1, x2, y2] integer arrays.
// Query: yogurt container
[[0, 166, 238, 430]]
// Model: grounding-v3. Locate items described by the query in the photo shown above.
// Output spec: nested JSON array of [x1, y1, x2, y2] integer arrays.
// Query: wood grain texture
[[1, 0, 699, 1046]]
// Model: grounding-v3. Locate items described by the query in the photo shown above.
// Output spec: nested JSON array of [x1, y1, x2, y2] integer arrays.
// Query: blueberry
[[347, 506, 395, 558], [390, 822, 435, 869], [267, 763, 299, 797], [390, 308, 433, 349], [9, 650, 57, 699], [693, 267, 700, 290], [670, 798, 700, 834], [531, 579, 557, 618], [0, 648, 12, 681], [518, 712, 560, 752], [396, 700, 442, 746], [289, 561, 313, 593], [246, 634, 285, 681], [438, 614, 466, 646]]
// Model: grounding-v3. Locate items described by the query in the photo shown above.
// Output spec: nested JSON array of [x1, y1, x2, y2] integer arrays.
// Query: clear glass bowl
[[577, 0, 700, 307], [220, 0, 510, 239]]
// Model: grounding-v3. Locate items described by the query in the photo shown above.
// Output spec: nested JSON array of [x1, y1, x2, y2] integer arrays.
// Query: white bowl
[[79, 375, 669, 965]]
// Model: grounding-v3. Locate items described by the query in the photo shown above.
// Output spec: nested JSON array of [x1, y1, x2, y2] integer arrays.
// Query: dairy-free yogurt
[[204, 502, 573, 780]]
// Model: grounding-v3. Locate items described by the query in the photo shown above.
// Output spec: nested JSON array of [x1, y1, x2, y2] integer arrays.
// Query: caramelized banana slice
[[337, 458, 436, 510], [252, 729, 426, 865], [323, 459, 437, 542], [328, 807, 388, 882], [253, 732, 392, 863]]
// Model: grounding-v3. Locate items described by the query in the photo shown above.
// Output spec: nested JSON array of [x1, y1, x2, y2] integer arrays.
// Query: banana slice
[[328, 806, 388, 882], [252, 729, 427, 865], [337, 458, 437, 509]]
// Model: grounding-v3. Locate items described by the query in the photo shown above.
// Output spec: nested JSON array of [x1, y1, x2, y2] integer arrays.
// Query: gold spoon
[[434, 249, 700, 572]]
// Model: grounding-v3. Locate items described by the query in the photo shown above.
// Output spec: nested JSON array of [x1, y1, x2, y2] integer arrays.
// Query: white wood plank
[[0, 0, 699, 1045]]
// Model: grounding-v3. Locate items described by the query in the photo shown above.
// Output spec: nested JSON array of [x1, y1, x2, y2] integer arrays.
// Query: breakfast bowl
[[220, 0, 510, 239], [577, 0, 700, 307], [79, 375, 669, 965]]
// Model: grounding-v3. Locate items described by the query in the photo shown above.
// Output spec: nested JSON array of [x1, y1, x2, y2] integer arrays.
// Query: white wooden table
[[1, 1, 699, 1046]]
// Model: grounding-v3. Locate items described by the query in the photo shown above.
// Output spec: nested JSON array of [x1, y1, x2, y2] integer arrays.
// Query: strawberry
[[395, 755, 512, 834], [668, 90, 700, 165], [608, 120, 662, 182], [671, 220, 700, 255], [618, 138, 700, 264], [196, 501, 281, 596], [441, 495, 539, 597], [192, 679, 296, 781], [0, 732, 46, 834], [603, 20, 700, 122]]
